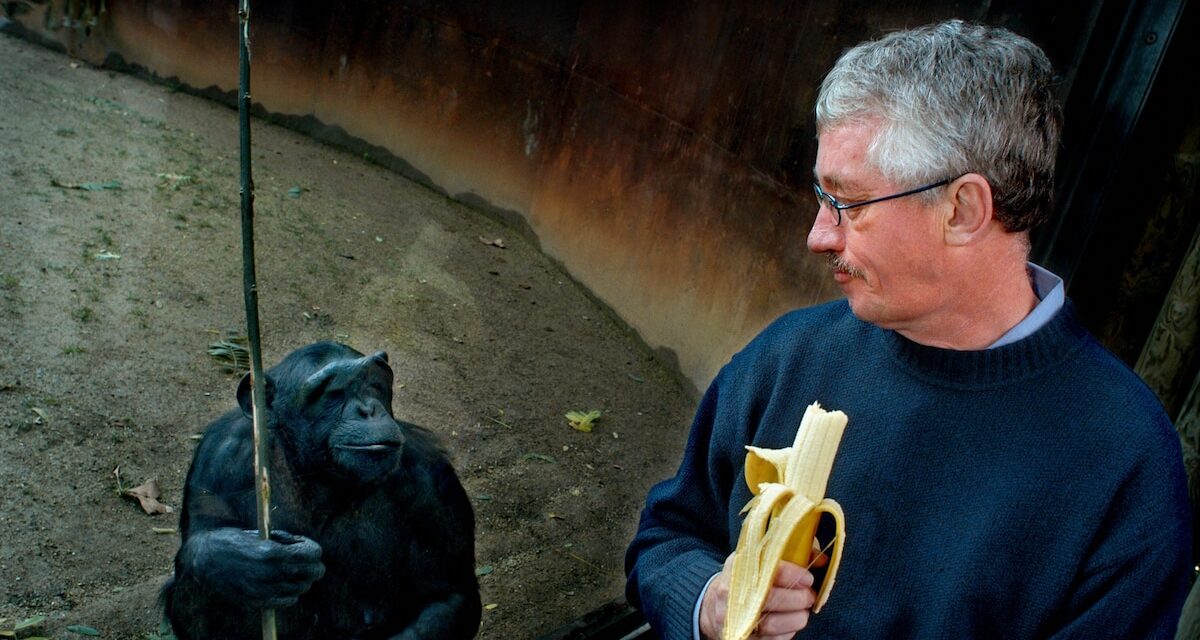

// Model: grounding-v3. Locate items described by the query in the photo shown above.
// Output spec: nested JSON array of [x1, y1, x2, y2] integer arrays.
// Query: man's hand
[[699, 554, 817, 640]]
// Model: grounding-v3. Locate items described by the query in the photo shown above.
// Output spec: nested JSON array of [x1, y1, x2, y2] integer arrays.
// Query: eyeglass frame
[[812, 176, 958, 226]]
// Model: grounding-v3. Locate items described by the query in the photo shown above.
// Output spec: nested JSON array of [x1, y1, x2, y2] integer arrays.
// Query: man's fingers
[[761, 583, 816, 613], [751, 570, 817, 639], [753, 609, 811, 639], [772, 561, 814, 588], [717, 557, 816, 640]]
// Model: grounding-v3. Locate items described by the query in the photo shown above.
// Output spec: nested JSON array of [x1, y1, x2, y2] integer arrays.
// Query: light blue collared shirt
[[690, 263, 1065, 639], [988, 263, 1065, 348]]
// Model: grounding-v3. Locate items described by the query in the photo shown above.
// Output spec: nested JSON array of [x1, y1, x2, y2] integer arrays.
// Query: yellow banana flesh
[[722, 402, 848, 640]]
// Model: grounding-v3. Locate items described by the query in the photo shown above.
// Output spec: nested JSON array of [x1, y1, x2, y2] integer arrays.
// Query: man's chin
[[837, 274, 865, 299], [843, 291, 879, 324]]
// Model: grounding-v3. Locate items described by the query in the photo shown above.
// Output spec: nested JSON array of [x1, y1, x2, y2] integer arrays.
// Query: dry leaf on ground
[[122, 479, 173, 515]]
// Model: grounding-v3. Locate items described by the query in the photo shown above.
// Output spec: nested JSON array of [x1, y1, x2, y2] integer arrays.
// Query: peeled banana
[[722, 402, 848, 640]]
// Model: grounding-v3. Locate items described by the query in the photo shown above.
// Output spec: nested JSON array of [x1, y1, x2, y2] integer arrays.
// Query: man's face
[[807, 120, 948, 332]]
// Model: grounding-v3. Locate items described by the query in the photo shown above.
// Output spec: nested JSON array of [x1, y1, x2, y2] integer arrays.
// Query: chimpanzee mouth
[[335, 443, 401, 453], [331, 441, 403, 484]]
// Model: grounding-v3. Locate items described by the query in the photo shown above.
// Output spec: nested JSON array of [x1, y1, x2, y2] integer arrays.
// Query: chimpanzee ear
[[237, 373, 276, 418], [372, 351, 389, 364]]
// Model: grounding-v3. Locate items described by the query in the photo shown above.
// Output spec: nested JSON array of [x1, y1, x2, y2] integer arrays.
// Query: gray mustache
[[826, 253, 863, 279]]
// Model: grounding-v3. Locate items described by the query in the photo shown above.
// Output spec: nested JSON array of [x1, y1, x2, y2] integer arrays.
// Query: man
[[625, 19, 1192, 639]]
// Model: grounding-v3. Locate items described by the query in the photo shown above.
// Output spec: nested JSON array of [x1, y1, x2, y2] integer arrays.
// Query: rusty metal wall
[[1, 0, 1104, 390]]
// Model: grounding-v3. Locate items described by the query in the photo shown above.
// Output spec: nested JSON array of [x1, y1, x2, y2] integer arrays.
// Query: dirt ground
[[0, 32, 699, 639]]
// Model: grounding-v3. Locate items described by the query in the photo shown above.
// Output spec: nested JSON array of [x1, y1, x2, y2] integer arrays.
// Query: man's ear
[[237, 373, 276, 418], [943, 173, 994, 246]]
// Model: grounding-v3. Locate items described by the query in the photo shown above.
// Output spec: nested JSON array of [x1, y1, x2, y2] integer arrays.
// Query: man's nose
[[807, 206, 844, 254]]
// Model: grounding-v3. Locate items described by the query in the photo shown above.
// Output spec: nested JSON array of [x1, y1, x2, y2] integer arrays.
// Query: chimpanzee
[[162, 341, 481, 639]]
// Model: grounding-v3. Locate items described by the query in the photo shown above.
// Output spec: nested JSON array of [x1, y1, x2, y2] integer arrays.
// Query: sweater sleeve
[[1044, 415, 1193, 639], [625, 368, 742, 640]]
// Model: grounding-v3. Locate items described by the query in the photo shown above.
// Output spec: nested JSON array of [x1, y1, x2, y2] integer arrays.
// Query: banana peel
[[722, 402, 848, 640]]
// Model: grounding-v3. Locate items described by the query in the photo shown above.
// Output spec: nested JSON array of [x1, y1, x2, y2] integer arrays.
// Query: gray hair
[[815, 19, 1061, 232]]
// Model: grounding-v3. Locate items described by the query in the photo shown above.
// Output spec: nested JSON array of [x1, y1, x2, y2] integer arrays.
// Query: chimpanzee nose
[[357, 399, 385, 419]]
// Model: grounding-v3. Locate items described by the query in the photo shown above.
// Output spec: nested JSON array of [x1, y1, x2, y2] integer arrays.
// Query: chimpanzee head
[[238, 343, 407, 485]]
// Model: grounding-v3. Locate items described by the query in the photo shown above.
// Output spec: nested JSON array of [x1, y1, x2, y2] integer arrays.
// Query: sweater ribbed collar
[[876, 301, 1092, 389]]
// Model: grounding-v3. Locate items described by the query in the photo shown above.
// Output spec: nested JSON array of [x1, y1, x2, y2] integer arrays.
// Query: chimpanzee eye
[[300, 378, 345, 417]]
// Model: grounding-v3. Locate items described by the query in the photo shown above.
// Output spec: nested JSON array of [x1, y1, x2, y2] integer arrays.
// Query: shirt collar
[[988, 263, 1065, 349]]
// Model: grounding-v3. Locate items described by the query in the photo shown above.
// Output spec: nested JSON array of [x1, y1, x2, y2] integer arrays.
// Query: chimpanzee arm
[[388, 592, 479, 640], [163, 413, 325, 639], [387, 449, 482, 640]]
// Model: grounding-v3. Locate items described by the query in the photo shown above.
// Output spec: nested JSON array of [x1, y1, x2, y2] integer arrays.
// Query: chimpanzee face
[[292, 352, 406, 484]]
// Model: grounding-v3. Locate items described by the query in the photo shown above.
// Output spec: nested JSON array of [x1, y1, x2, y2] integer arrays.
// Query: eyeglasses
[[812, 177, 955, 226]]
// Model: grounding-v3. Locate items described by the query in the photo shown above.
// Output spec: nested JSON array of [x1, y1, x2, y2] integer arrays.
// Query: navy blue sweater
[[626, 300, 1192, 639]]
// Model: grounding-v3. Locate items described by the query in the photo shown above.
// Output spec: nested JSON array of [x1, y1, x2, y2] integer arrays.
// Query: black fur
[[162, 342, 480, 639]]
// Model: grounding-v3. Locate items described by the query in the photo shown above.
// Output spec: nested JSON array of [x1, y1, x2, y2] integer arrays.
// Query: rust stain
[[6, 0, 834, 388]]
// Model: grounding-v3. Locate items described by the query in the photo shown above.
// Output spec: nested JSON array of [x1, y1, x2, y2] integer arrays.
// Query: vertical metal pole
[[237, 1, 278, 639]]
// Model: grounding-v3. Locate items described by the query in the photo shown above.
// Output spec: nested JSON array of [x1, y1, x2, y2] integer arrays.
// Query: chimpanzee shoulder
[[191, 410, 255, 482], [176, 409, 258, 535], [381, 421, 470, 512], [398, 421, 449, 468]]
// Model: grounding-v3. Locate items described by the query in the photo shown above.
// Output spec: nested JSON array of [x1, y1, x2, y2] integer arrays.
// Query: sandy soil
[[0, 32, 697, 639]]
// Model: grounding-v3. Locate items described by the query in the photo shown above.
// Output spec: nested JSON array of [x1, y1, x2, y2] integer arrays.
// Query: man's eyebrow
[[812, 171, 853, 193]]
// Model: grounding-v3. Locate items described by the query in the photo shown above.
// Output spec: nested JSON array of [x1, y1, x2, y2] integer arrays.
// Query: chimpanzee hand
[[181, 528, 325, 609]]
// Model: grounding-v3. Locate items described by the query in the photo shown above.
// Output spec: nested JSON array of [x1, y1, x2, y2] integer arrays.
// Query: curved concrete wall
[[4, 0, 1096, 390]]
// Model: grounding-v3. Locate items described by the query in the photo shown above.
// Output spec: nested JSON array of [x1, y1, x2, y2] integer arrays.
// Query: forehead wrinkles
[[814, 172, 860, 193], [814, 172, 869, 203], [312, 360, 342, 378], [815, 126, 881, 194], [307, 357, 376, 389]]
